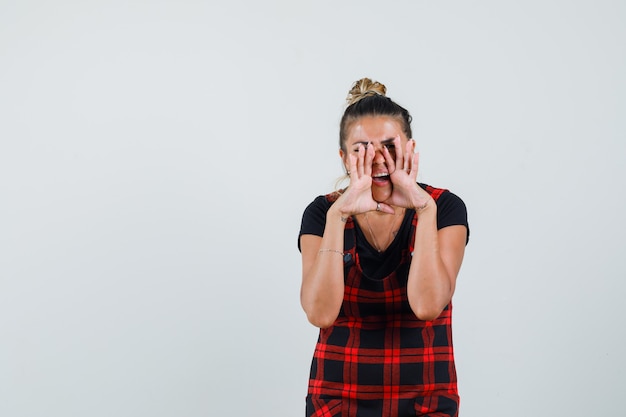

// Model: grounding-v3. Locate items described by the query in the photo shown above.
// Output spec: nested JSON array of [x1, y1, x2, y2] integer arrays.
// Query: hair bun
[[346, 78, 387, 106]]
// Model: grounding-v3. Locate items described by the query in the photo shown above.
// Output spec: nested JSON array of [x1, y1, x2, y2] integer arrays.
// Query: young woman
[[298, 78, 469, 417]]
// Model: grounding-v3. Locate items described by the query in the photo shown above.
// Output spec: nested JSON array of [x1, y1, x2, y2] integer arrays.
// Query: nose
[[370, 142, 387, 164]]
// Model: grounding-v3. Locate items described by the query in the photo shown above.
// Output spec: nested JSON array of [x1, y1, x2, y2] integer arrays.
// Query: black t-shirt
[[298, 183, 469, 280]]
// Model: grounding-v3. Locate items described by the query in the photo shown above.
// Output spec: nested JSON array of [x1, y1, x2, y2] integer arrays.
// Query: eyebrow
[[351, 138, 396, 147]]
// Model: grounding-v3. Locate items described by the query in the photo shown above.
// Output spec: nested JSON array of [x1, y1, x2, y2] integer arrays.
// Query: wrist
[[414, 200, 429, 211], [410, 184, 435, 213], [414, 202, 436, 218], [411, 197, 436, 215], [327, 207, 350, 224]]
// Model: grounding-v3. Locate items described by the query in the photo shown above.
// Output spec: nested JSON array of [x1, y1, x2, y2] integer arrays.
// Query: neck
[[358, 207, 406, 252]]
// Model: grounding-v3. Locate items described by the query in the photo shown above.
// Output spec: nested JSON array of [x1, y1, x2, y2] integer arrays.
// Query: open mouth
[[372, 173, 390, 185]]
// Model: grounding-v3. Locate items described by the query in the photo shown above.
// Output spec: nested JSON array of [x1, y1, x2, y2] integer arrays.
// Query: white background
[[1, 1, 625, 416]]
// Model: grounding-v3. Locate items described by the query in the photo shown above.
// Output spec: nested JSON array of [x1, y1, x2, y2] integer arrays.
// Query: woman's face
[[340, 115, 411, 203]]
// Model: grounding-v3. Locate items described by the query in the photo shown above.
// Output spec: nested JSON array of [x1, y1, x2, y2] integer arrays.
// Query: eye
[[384, 144, 395, 150], [352, 143, 369, 153]]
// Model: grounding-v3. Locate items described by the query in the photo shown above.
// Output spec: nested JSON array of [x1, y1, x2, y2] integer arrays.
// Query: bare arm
[[383, 139, 467, 320], [299, 207, 347, 329], [300, 145, 389, 328], [406, 204, 467, 320]]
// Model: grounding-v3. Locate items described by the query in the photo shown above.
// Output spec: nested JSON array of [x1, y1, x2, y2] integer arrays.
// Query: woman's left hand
[[382, 137, 433, 211]]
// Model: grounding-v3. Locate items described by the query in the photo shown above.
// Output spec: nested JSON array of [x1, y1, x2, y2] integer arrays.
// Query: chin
[[372, 187, 392, 204]]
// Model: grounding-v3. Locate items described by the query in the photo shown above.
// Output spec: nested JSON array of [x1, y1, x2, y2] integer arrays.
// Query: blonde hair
[[345, 78, 387, 107]]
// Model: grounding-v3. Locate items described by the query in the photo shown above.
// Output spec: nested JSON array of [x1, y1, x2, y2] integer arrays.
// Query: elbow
[[302, 299, 340, 328], [414, 307, 443, 322], [408, 298, 445, 322], [407, 279, 454, 321], [306, 311, 338, 329], [311, 319, 336, 329], [301, 291, 342, 329]]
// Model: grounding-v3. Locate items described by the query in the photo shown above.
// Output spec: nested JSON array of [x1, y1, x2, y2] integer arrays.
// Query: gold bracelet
[[319, 249, 344, 256]]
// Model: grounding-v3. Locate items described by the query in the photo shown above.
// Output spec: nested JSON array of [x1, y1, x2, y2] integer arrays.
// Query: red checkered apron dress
[[306, 187, 459, 417]]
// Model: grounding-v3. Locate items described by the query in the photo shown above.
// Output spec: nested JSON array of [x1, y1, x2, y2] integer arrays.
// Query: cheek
[[340, 151, 353, 166]]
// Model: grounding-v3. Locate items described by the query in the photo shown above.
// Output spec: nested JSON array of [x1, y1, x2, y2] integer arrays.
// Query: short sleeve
[[297, 196, 332, 251], [436, 190, 470, 244]]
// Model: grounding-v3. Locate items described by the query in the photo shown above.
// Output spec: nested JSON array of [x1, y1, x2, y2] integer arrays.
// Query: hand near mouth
[[335, 143, 395, 217], [382, 137, 433, 211]]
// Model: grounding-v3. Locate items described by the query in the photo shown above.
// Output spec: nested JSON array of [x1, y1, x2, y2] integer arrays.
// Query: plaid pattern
[[306, 186, 459, 417]]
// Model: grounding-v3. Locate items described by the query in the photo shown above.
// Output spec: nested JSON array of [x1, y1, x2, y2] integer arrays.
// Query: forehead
[[346, 116, 405, 144]]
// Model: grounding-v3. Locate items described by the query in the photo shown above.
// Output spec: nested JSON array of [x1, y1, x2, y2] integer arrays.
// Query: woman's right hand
[[333, 144, 395, 217]]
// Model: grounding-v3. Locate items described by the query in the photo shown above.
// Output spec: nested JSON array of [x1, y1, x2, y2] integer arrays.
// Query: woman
[[298, 78, 469, 417]]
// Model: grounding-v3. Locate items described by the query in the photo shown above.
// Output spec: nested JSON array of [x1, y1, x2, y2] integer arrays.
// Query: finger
[[393, 136, 404, 170], [364, 142, 374, 177], [376, 202, 396, 214], [382, 143, 396, 171], [404, 139, 413, 172], [411, 151, 420, 179], [356, 144, 365, 177]]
